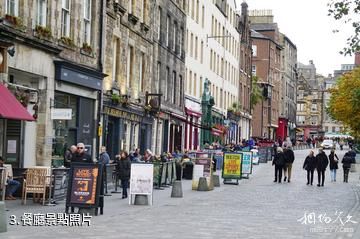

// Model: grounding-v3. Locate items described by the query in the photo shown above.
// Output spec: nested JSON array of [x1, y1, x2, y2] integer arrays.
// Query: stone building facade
[[296, 61, 324, 140], [0, 0, 104, 167], [237, 1, 252, 141], [250, 10, 282, 140], [151, 0, 186, 154], [102, 0, 154, 158], [277, 33, 297, 141]]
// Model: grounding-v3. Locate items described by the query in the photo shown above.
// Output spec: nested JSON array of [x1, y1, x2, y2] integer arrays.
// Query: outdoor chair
[[22, 168, 48, 205]]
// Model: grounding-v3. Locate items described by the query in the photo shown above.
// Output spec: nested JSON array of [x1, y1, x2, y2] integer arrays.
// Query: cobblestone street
[[3, 148, 360, 239]]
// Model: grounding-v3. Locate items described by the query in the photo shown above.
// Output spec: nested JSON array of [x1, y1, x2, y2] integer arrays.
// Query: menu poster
[[222, 153, 242, 179], [67, 163, 102, 208]]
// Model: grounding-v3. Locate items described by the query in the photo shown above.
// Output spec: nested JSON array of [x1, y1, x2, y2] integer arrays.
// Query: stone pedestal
[[171, 180, 183, 198], [134, 195, 149, 205], [197, 177, 209, 191], [213, 174, 220, 187]]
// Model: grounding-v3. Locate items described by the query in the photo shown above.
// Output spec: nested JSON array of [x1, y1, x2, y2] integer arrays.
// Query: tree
[[250, 76, 263, 110], [327, 66, 360, 136], [328, 0, 360, 55]]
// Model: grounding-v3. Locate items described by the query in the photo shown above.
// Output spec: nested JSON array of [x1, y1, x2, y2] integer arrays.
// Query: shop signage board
[[66, 163, 103, 213], [51, 108, 72, 120], [222, 152, 242, 185], [191, 152, 213, 190], [129, 163, 154, 205], [240, 151, 253, 178]]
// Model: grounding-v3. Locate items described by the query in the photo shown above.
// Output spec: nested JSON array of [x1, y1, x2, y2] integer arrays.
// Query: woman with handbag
[[303, 151, 316, 185]]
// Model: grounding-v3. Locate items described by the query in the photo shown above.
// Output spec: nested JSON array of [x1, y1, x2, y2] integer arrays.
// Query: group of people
[[272, 145, 295, 183], [272, 145, 357, 186], [303, 148, 356, 186]]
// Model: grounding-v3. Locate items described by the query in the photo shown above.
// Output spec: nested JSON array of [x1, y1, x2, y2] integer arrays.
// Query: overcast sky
[[242, 0, 355, 76]]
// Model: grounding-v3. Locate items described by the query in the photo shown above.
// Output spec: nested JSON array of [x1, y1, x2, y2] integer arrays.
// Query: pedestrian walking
[[342, 151, 355, 183], [329, 149, 339, 182], [303, 151, 316, 185], [115, 151, 131, 199], [272, 147, 285, 183], [283, 145, 295, 183], [315, 148, 329, 187]]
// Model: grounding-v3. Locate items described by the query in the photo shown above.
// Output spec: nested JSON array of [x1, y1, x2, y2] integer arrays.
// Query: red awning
[[0, 84, 35, 121], [211, 128, 223, 136], [185, 107, 202, 118]]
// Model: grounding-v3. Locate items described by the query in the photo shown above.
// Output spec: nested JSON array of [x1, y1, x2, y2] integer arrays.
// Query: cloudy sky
[[243, 0, 355, 76]]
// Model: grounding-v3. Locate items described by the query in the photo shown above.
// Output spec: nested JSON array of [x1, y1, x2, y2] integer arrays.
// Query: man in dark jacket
[[72, 143, 92, 163], [272, 147, 285, 183], [315, 148, 329, 187], [342, 151, 355, 183], [283, 145, 295, 183]]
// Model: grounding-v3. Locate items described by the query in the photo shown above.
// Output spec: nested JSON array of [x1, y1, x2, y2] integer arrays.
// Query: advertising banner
[[222, 152, 242, 179], [66, 163, 103, 211], [129, 163, 154, 205], [241, 151, 253, 175]]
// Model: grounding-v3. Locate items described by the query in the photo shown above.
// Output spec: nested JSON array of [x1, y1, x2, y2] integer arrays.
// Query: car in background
[[321, 139, 335, 149]]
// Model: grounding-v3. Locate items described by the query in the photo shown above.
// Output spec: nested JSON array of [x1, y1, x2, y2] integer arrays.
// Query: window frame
[[61, 0, 71, 37]]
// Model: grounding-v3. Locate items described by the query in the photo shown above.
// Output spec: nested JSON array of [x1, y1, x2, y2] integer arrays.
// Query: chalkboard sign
[[258, 147, 267, 163], [52, 168, 69, 202], [66, 163, 103, 210]]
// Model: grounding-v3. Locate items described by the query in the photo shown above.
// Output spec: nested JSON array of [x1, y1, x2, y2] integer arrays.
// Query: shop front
[[0, 83, 35, 167], [184, 98, 202, 151], [52, 61, 103, 166], [103, 106, 153, 159]]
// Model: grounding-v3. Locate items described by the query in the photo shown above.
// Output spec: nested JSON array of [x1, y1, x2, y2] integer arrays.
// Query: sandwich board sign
[[240, 151, 253, 178], [222, 152, 242, 185], [191, 152, 213, 190], [129, 163, 154, 205]]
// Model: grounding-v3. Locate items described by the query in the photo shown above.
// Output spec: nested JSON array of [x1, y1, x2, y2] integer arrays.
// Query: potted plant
[[81, 42, 93, 55], [60, 36, 75, 48], [111, 94, 121, 105], [34, 25, 52, 39], [4, 14, 26, 31]]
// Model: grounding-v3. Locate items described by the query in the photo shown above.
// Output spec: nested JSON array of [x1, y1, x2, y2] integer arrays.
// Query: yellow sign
[[98, 125, 103, 136], [223, 153, 242, 179]]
